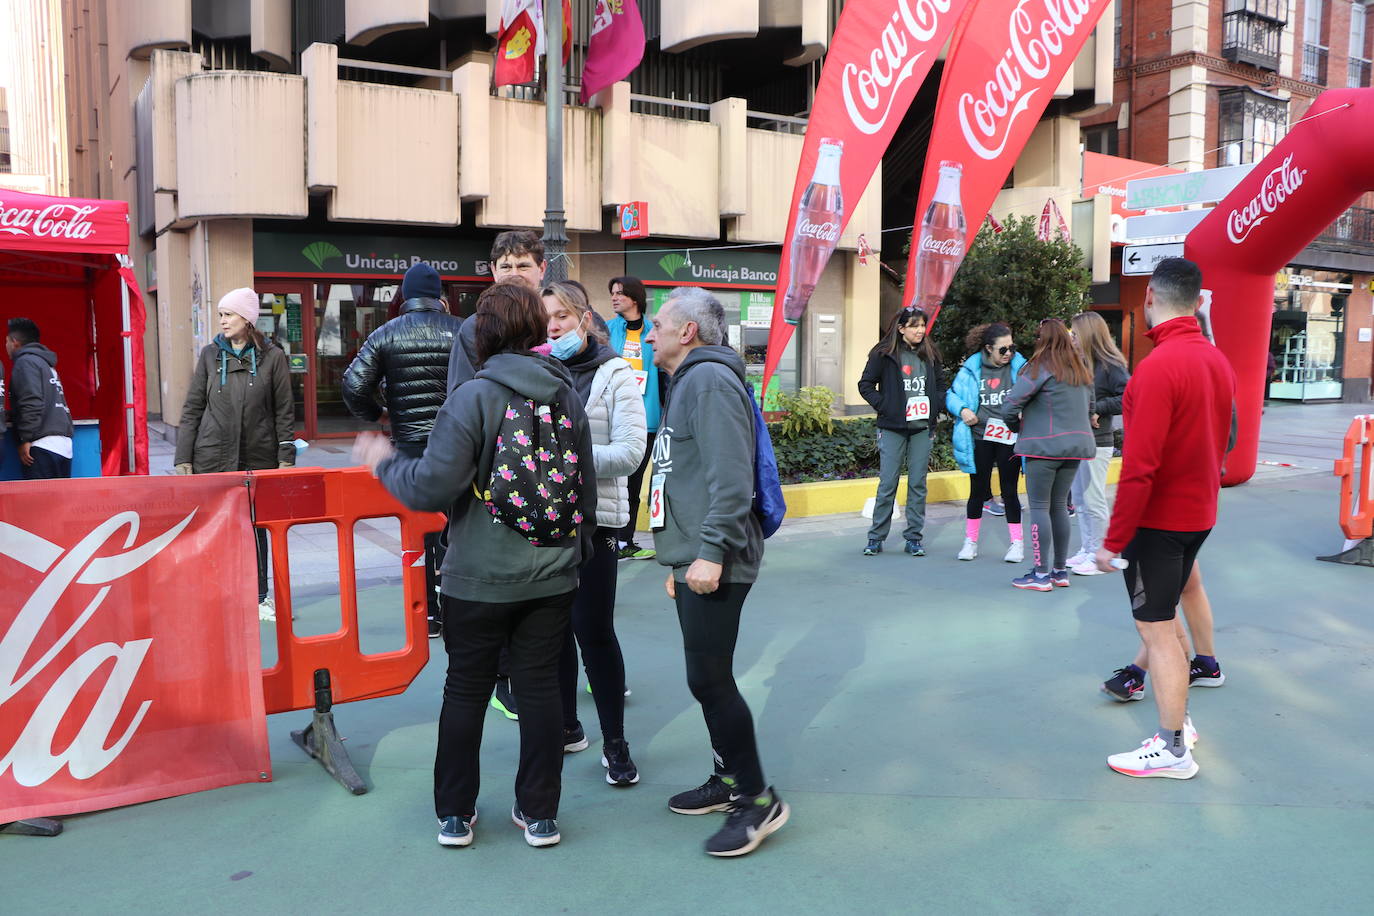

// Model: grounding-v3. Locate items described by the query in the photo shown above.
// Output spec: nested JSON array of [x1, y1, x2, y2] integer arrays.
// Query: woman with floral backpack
[[356, 280, 596, 851]]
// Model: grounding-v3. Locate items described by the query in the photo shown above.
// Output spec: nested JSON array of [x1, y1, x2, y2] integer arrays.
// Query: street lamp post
[[542, 0, 569, 283]]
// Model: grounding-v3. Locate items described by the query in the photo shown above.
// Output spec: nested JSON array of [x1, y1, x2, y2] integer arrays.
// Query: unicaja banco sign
[[636, 248, 780, 289], [253, 231, 492, 279]]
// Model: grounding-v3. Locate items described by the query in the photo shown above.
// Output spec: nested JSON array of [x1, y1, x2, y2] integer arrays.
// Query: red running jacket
[[1103, 316, 1236, 553]]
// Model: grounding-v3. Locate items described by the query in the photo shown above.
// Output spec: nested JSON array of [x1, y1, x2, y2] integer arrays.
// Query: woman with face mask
[[541, 281, 647, 787], [857, 306, 944, 557], [945, 322, 1027, 563]]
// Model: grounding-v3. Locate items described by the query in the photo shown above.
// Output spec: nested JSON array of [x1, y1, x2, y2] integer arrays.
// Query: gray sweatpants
[[1024, 457, 1081, 573], [868, 428, 932, 543], [1070, 446, 1115, 555]]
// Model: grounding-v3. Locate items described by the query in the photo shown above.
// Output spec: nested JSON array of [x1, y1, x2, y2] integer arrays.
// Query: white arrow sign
[[1123, 209, 1211, 241], [1122, 242, 1185, 276]]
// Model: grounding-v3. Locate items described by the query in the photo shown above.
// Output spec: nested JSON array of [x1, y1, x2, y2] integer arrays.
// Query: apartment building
[[1082, 0, 1374, 401], [33, 0, 1112, 436]]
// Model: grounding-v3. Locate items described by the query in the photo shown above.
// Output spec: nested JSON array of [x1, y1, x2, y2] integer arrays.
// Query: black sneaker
[[903, 539, 925, 557], [1102, 665, 1146, 702], [863, 538, 882, 556], [490, 679, 518, 720], [563, 722, 589, 753], [437, 812, 476, 847], [704, 789, 790, 857], [511, 804, 560, 847], [1189, 657, 1226, 687], [427, 616, 442, 639], [668, 774, 739, 815], [601, 738, 640, 786]]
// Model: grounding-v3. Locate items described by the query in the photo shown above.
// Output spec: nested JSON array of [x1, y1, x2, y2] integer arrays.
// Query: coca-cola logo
[[1, 511, 195, 787], [957, 0, 1095, 160], [798, 217, 842, 243], [0, 199, 100, 241], [841, 0, 952, 136], [920, 235, 963, 256], [1226, 154, 1306, 245]]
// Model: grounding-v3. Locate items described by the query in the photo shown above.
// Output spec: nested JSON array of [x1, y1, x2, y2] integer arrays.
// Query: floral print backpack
[[476, 396, 584, 546]]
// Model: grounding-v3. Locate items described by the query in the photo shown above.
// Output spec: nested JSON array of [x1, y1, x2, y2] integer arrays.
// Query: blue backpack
[[748, 395, 787, 539]]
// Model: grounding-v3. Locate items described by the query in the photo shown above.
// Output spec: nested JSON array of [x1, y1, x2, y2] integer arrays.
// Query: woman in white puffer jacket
[[541, 281, 647, 787]]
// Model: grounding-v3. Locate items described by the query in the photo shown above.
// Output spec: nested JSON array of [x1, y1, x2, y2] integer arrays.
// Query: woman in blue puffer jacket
[[944, 322, 1027, 563]]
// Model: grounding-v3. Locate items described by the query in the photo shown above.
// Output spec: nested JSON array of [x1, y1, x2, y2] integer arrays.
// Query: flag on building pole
[[495, 0, 571, 87], [1037, 198, 1070, 241], [580, 0, 646, 103], [495, 0, 543, 87]]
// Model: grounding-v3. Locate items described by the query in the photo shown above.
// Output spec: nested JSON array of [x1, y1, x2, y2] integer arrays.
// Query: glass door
[[313, 282, 393, 435], [255, 282, 312, 438]]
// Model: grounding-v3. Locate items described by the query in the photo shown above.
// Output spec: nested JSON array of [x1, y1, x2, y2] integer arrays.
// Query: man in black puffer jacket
[[343, 262, 463, 636]]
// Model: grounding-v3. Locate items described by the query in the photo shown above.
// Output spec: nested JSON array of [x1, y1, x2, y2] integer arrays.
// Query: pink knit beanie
[[219, 287, 260, 325]]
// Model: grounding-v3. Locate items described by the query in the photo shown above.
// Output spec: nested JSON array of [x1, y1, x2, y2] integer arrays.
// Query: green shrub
[[773, 386, 836, 439], [770, 415, 960, 484]]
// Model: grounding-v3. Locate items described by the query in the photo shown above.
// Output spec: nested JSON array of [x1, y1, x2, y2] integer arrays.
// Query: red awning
[[0, 188, 130, 255]]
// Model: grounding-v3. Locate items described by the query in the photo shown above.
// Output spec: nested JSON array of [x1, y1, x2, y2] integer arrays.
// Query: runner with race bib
[[945, 323, 1027, 563], [857, 306, 944, 558]]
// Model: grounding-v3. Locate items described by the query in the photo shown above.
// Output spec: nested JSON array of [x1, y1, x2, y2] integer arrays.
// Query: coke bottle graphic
[[783, 139, 844, 325], [913, 160, 966, 313]]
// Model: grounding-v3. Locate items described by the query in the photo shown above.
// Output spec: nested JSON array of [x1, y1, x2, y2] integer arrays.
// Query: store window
[[1270, 270, 1349, 401], [1083, 124, 1118, 156], [1218, 87, 1287, 166]]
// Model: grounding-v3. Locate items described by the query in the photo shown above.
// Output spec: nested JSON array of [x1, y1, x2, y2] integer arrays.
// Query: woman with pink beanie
[[174, 287, 296, 621]]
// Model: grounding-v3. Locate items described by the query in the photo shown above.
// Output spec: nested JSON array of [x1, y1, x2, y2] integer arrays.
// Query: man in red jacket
[[1095, 258, 1236, 779]]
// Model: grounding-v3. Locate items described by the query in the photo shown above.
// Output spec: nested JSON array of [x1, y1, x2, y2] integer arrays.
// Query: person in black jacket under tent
[[856, 305, 945, 558], [343, 262, 464, 638]]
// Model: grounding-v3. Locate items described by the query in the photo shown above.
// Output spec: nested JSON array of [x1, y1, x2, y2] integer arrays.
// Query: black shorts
[[1121, 527, 1211, 622]]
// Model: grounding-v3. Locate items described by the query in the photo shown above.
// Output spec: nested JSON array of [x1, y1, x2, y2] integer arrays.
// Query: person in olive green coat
[[175, 287, 296, 620]]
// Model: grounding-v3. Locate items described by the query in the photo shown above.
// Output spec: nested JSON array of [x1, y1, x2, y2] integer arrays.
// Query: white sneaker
[[957, 538, 978, 561], [1003, 540, 1024, 564], [258, 598, 276, 622], [1107, 733, 1199, 779], [1066, 550, 1089, 568], [1071, 558, 1105, 576], [1184, 716, 1198, 751]]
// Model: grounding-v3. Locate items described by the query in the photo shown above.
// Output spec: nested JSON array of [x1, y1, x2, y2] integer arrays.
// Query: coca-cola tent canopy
[[0, 187, 148, 475]]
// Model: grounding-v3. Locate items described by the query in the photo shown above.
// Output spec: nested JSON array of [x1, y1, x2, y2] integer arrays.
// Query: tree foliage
[[928, 215, 1092, 365]]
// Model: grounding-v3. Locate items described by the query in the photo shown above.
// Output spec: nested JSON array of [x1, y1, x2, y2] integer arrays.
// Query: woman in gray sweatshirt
[[1003, 318, 1095, 591]]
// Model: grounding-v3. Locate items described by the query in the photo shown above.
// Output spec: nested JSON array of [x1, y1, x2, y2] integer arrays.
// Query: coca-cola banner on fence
[[901, 0, 1113, 321], [0, 189, 130, 255], [1, 475, 270, 822], [761, 0, 976, 393]]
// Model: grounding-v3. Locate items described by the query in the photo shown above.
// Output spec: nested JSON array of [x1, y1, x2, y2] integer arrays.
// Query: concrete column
[[599, 81, 633, 206], [1168, 65, 1208, 170], [455, 59, 492, 201], [155, 229, 193, 428], [711, 98, 748, 217], [841, 251, 880, 410], [303, 42, 338, 192]]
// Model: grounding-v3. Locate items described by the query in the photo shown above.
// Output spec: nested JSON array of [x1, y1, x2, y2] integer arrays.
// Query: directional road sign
[[1122, 242, 1185, 276], [1122, 208, 1211, 242], [1125, 163, 1253, 210]]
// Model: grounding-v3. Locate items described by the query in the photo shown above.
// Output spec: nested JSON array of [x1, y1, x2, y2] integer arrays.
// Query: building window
[[1218, 88, 1287, 166], [0, 87, 9, 173], [1221, 0, 1287, 72], [1351, 2, 1371, 88], [1113, 0, 1123, 68], [1302, 0, 1327, 83], [1083, 124, 1119, 156]]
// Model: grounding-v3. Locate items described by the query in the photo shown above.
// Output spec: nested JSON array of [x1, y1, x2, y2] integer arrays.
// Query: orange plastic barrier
[[1333, 415, 1374, 542], [249, 467, 446, 715]]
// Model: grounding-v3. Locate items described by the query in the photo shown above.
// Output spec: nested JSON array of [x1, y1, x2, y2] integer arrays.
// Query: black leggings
[[560, 528, 627, 739], [619, 432, 656, 546], [966, 437, 1023, 523], [675, 581, 766, 797]]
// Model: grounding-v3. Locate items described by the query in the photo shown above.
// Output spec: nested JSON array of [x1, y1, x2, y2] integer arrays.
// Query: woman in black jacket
[[857, 306, 944, 557]]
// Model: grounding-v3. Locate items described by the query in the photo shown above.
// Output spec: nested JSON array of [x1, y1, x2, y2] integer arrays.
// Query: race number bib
[[904, 396, 930, 422], [983, 416, 1017, 445], [621, 340, 642, 362], [649, 473, 666, 529], [632, 370, 649, 395]]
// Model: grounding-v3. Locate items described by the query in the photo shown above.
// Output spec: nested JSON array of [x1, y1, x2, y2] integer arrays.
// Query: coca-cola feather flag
[[901, 0, 1113, 323], [581, 0, 645, 103], [761, 0, 977, 395]]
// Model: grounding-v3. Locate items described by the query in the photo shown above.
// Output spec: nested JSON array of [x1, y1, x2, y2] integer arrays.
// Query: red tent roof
[[0, 188, 130, 256]]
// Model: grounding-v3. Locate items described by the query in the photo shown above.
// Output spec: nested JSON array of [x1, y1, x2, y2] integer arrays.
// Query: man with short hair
[[343, 262, 463, 638], [1095, 258, 1236, 779], [6, 318, 75, 480], [645, 286, 788, 857], [607, 275, 660, 560]]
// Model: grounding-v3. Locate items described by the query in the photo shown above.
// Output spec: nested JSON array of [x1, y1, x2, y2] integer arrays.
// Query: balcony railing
[[1350, 57, 1372, 89], [1302, 43, 1328, 83], [1221, 11, 1284, 72], [1315, 206, 1374, 250]]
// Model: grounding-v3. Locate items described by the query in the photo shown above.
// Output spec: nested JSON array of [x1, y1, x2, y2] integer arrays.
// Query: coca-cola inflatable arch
[[1185, 88, 1374, 486]]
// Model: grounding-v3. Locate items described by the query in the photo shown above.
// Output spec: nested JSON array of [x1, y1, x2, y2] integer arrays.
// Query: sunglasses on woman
[[993, 345, 1013, 355]]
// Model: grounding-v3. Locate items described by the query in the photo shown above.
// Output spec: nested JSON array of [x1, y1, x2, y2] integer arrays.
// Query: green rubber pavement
[[7, 470, 1372, 913]]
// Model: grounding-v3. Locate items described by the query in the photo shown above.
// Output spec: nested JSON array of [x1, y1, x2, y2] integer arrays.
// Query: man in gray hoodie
[[6, 318, 75, 479], [645, 286, 788, 858]]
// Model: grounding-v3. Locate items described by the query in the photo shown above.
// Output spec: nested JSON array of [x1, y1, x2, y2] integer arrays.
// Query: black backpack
[[476, 395, 585, 546]]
